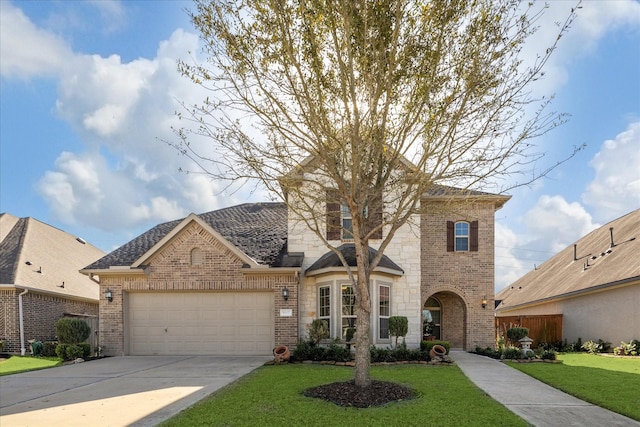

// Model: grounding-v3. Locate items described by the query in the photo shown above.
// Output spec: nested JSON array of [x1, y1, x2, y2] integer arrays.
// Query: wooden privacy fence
[[496, 314, 563, 348]]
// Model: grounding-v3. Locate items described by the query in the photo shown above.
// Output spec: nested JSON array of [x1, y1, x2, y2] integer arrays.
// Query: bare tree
[[173, 0, 581, 387]]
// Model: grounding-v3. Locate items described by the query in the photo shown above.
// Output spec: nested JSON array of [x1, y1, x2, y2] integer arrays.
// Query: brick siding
[[0, 288, 97, 354]]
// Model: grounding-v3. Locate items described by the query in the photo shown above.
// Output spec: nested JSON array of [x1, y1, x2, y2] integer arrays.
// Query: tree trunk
[[354, 302, 371, 387]]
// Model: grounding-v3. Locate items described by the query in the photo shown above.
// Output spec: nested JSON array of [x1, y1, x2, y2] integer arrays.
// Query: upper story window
[[447, 220, 479, 252], [326, 189, 383, 241], [455, 222, 469, 251], [341, 204, 353, 240]]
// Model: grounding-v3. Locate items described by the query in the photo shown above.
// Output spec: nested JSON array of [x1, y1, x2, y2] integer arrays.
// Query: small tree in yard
[[174, 0, 581, 389], [389, 316, 409, 349]]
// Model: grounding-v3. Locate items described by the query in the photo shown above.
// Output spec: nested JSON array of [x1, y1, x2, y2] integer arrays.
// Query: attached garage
[[127, 292, 274, 356]]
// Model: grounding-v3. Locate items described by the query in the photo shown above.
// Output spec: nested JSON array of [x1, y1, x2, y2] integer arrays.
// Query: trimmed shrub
[[56, 343, 70, 360], [324, 343, 352, 362], [388, 316, 408, 348], [56, 318, 90, 345], [475, 346, 501, 359], [506, 327, 529, 343], [541, 349, 557, 360], [78, 343, 91, 358], [502, 346, 522, 360], [308, 319, 329, 345], [42, 341, 58, 357], [66, 345, 84, 360]]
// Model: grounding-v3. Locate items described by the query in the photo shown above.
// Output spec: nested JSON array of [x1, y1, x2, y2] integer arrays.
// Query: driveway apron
[[0, 356, 271, 427]]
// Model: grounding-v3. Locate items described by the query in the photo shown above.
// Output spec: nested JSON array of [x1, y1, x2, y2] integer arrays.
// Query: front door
[[423, 297, 441, 340]]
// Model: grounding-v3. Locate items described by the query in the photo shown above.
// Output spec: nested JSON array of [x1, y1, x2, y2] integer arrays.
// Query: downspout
[[18, 289, 29, 356]]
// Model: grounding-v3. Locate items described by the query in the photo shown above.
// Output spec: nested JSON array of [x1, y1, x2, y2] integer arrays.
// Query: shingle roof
[[0, 213, 105, 300], [306, 244, 404, 274], [84, 203, 289, 270], [496, 209, 640, 311]]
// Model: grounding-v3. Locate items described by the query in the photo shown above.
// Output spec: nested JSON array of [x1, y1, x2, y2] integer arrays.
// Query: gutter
[[18, 289, 28, 356]]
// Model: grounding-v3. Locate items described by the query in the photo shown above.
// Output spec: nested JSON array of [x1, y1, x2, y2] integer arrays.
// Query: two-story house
[[81, 159, 508, 356]]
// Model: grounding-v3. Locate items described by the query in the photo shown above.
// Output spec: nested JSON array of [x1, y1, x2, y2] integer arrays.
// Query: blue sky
[[1, 0, 639, 291]]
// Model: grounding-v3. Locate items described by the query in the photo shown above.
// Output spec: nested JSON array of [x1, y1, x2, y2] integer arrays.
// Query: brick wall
[[421, 202, 498, 350], [98, 221, 298, 356], [0, 288, 97, 354]]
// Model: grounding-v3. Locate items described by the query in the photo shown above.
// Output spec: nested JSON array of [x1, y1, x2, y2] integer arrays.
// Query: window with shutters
[[326, 188, 383, 241], [447, 220, 479, 252]]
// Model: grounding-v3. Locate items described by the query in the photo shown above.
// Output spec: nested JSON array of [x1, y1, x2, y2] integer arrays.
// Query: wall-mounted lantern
[[481, 297, 488, 309], [282, 287, 289, 301], [105, 289, 113, 303]]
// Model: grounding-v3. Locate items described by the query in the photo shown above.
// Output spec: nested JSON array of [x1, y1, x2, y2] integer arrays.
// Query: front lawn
[[162, 364, 528, 427], [0, 356, 62, 376], [508, 353, 640, 421]]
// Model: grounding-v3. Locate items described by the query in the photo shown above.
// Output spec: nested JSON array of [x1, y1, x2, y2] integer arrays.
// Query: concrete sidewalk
[[450, 350, 639, 427]]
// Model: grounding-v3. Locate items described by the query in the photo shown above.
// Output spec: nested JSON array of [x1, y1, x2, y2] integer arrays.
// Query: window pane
[[379, 285, 390, 340], [379, 317, 389, 340], [342, 218, 353, 239], [319, 286, 330, 317], [455, 222, 469, 236], [455, 237, 468, 251], [341, 285, 355, 316], [341, 285, 356, 340], [379, 286, 390, 316]]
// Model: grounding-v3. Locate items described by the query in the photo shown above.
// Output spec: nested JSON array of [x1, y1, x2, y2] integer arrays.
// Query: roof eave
[[305, 266, 404, 278], [0, 284, 98, 304], [496, 275, 640, 313]]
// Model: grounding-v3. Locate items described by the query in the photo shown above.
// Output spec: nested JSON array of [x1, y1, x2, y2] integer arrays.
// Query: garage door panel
[[128, 292, 274, 356]]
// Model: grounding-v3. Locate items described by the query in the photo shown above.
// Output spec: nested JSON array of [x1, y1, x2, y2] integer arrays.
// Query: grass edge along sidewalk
[[507, 353, 640, 421], [161, 363, 529, 427]]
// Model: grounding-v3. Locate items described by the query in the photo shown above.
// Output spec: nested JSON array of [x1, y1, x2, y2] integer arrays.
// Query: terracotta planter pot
[[429, 344, 447, 359], [273, 345, 290, 362]]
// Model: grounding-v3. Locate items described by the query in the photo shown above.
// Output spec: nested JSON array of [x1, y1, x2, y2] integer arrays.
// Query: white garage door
[[128, 292, 274, 356]]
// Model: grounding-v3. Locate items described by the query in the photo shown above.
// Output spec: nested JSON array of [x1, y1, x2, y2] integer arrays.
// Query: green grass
[[161, 364, 528, 427], [508, 354, 640, 421], [0, 356, 62, 376]]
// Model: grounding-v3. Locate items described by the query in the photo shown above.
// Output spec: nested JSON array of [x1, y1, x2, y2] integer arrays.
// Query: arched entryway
[[422, 291, 467, 349]]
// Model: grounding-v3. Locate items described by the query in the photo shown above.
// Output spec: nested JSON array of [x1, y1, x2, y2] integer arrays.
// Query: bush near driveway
[[161, 364, 528, 427]]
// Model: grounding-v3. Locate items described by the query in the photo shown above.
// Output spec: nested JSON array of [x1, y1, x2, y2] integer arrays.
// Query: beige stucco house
[[496, 209, 640, 346], [0, 213, 104, 354], [82, 158, 509, 357]]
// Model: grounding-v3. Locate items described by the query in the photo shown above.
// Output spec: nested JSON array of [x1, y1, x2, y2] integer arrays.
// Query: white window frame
[[378, 283, 391, 341], [318, 285, 331, 335], [341, 204, 353, 241], [455, 221, 470, 252], [340, 283, 356, 340]]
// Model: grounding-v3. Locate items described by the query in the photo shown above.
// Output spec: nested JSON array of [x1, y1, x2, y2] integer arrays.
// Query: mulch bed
[[303, 379, 417, 408]]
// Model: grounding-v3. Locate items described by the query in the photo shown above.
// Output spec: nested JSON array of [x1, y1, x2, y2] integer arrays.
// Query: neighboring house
[[0, 213, 104, 354], [82, 160, 509, 357], [495, 209, 640, 346]]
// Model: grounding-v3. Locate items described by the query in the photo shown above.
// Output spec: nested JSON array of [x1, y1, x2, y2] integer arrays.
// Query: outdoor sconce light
[[105, 289, 113, 303], [282, 287, 289, 301], [481, 297, 488, 309]]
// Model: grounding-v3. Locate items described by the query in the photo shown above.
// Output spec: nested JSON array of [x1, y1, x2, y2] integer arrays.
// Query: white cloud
[[520, 0, 640, 96], [582, 122, 640, 221], [0, 2, 73, 79]]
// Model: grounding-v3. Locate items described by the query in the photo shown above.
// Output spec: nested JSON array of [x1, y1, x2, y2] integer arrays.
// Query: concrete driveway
[[0, 355, 271, 427]]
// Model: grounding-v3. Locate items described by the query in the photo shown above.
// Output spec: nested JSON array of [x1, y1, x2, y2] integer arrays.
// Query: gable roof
[[306, 244, 404, 276], [0, 213, 105, 301], [83, 203, 289, 270], [496, 209, 640, 311]]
